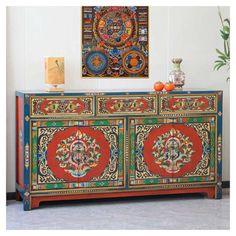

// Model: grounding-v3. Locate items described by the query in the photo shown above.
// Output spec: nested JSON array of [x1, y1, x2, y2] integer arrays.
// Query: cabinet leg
[[206, 186, 222, 199], [23, 194, 31, 211], [23, 199, 31, 211], [206, 191, 215, 199], [23, 198, 41, 210], [31, 198, 40, 210], [216, 184, 222, 199], [16, 189, 22, 201]]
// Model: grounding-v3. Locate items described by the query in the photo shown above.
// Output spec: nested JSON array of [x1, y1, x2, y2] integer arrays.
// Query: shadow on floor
[[38, 192, 208, 209]]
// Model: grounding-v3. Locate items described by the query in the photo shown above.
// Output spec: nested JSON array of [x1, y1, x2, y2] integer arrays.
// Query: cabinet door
[[129, 116, 217, 189], [30, 118, 125, 193]]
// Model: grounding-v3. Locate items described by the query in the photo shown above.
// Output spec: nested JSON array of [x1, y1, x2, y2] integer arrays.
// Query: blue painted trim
[[94, 95, 97, 116], [16, 183, 25, 199], [16, 90, 224, 97], [23, 94, 31, 210], [125, 117, 130, 190], [16, 183, 24, 192], [216, 91, 223, 199], [15, 91, 25, 97]]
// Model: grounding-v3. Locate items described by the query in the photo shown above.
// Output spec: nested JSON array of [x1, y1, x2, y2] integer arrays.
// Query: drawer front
[[159, 94, 217, 114], [97, 95, 157, 116], [129, 116, 217, 188], [30, 96, 94, 117], [30, 118, 125, 192]]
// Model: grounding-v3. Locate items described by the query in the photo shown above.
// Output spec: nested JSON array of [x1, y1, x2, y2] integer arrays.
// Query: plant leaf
[[214, 62, 223, 70], [218, 55, 227, 62], [216, 62, 226, 70], [214, 16, 230, 74], [227, 47, 230, 58], [220, 30, 229, 40], [214, 60, 224, 63], [223, 25, 230, 34], [224, 18, 230, 26], [219, 54, 230, 60], [224, 41, 228, 55], [216, 48, 225, 56]]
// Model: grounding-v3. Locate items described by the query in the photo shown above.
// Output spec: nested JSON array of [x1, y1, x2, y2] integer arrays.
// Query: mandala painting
[[82, 6, 149, 78]]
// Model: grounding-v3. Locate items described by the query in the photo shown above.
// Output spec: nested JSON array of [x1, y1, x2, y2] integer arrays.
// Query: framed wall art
[[82, 6, 149, 78]]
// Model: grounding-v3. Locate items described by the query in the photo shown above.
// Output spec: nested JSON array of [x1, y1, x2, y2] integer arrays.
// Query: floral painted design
[[56, 130, 101, 178], [152, 128, 195, 173]]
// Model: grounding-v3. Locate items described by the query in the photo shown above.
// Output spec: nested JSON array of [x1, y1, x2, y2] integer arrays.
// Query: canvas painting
[[82, 6, 149, 78]]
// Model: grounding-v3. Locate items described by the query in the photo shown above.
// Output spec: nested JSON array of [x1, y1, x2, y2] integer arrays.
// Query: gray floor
[[6, 189, 230, 230]]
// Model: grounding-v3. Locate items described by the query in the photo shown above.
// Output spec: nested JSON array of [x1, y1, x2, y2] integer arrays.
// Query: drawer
[[96, 94, 157, 116], [30, 96, 94, 117], [159, 94, 217, 114]]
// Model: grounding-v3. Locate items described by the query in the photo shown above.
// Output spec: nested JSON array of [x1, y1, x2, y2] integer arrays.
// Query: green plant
[[214, 7, 230, 80]]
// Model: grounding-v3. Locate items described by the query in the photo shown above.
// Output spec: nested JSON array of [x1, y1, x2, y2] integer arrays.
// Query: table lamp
[[45, 57, 64, 92]]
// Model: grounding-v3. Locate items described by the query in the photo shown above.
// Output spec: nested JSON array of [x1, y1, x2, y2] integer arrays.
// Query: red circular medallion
[[143, 124, 202, 177], [47, 127, 110, 182]]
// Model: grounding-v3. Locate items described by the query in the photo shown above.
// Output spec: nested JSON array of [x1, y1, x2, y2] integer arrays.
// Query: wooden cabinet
[[16, 90, 223, 210]]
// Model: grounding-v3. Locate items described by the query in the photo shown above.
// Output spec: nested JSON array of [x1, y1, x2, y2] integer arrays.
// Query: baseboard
[[222, 180, 230, 188], [7, 192, 16, 200], [6, 181, 230, 201]]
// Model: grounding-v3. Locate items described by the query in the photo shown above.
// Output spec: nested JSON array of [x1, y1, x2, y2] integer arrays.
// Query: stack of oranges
[[154, 81, 175, 92]]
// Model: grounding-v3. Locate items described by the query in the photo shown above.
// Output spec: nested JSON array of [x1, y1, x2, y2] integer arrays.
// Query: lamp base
[[46, 85, 64, 92], [46, 87, 64, 92]]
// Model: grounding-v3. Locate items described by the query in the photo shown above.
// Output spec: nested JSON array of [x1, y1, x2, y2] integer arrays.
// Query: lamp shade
[[45, 57, 64, 85]]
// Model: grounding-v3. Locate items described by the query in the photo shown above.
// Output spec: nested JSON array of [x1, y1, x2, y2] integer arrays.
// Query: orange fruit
[[164, 82, 175, 91], [154, 82, 164, 91]]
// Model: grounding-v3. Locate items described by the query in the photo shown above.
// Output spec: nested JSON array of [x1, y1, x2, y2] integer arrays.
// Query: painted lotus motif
[[143, 124, 203, 177], [46, 126, 111, 182], [152, 128, 195, 173], [56, 130, 101, 178]]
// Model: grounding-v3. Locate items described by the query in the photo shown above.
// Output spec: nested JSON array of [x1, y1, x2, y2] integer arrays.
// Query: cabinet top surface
[[16, 88, 223, 96]]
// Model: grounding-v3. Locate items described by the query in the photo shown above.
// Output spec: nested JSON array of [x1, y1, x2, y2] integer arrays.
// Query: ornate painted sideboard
[[15, 90, 223, 210]]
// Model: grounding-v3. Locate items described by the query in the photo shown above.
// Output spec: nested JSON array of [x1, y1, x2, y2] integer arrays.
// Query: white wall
[[6, 6, 230, 192]]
